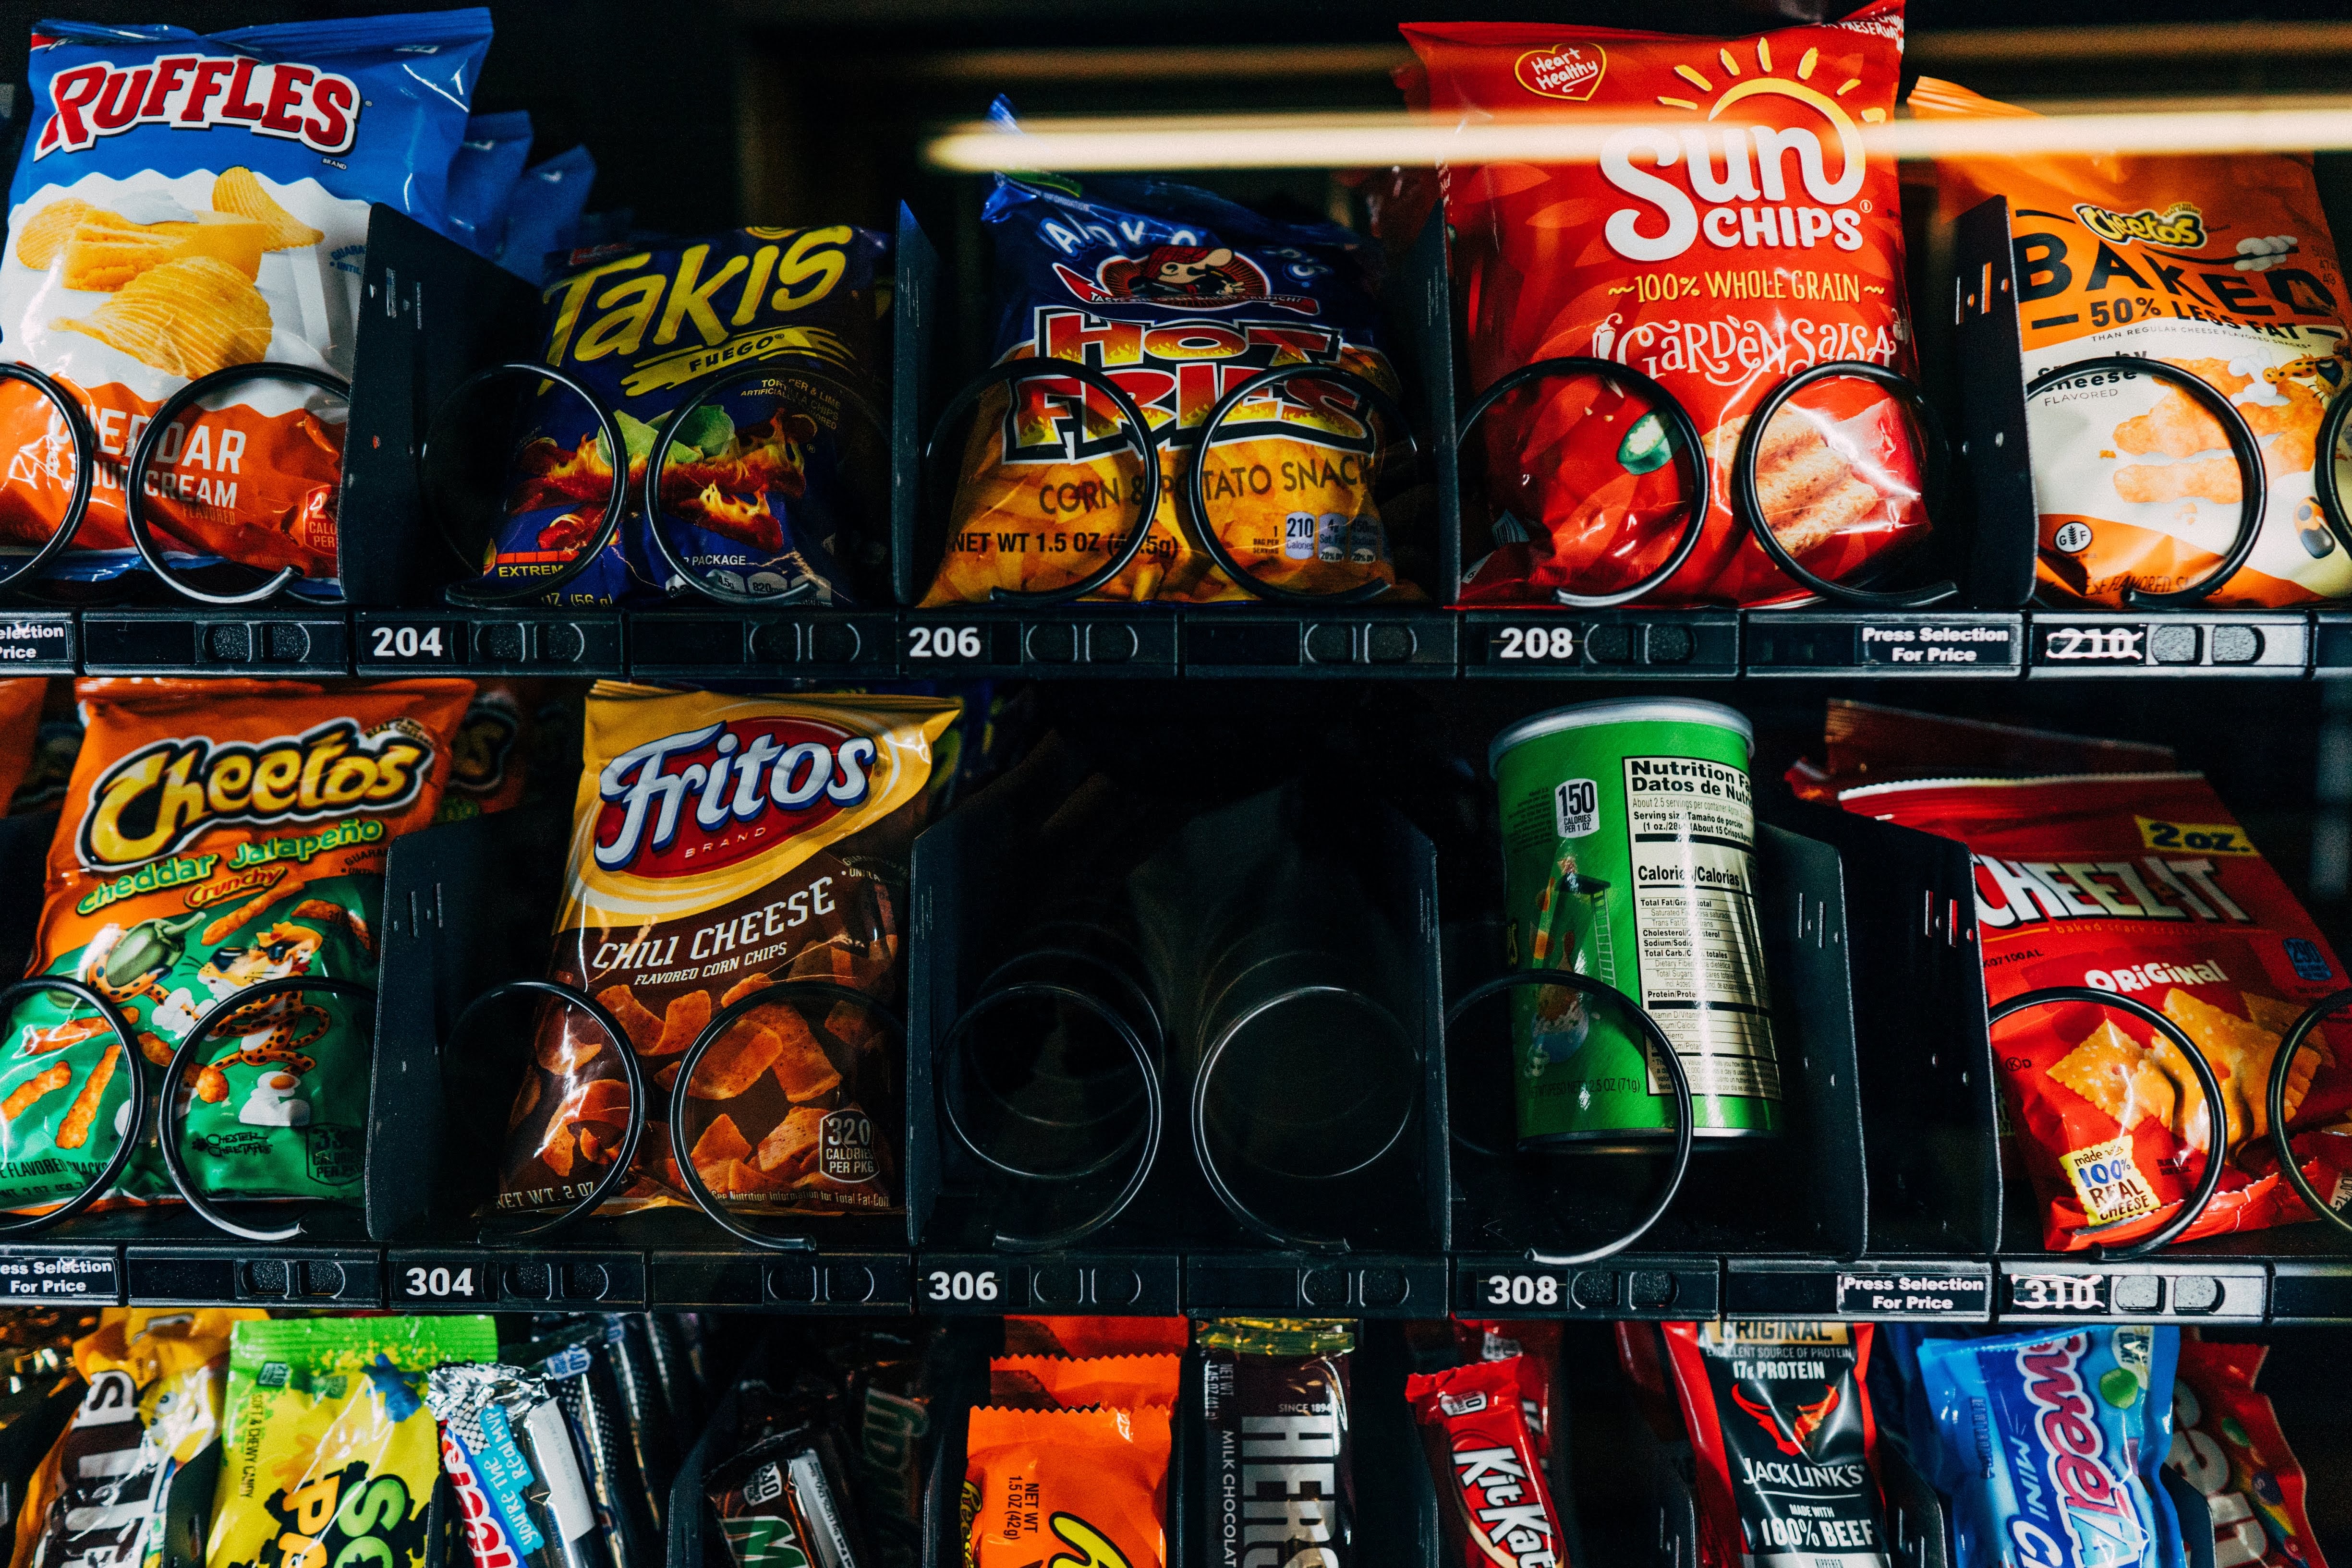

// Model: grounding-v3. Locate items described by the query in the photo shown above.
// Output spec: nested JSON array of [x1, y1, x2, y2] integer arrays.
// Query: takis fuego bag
[[1402, 2, 1928, 606], [0, 677, 473, 1215], [0, 11, 493, 594], [925, 117, 1409, 606]]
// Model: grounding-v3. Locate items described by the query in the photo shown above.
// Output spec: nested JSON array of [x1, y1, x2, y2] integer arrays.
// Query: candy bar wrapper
[[986, 1355, 1179, 1412], [427, 1362, 582, 1568], [1916, 1326, 2183, 1568], [962, 1406, 1169, 1568], [515, 1319, 657, 1568], [2164, 1337, 2329, 1568], [1457, 1319, 1560, 1462], [1406, 1357, 1567, 1568], [707, 1417, 873, 1568], [1197, 1319, 1353, 1568], [1001, 1316, 1189, 1359]]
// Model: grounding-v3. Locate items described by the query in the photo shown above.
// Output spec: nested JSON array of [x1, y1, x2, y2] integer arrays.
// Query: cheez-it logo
[[36, 54, 362, 159], [1516, 44, 1606, 100]]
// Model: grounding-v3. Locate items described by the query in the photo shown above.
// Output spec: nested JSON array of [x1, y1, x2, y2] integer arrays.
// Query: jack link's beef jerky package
[[1912, 76, 2352, 607], [2164, 1337, 2329, 1568], [0, 12, 492, 592], [10, 1308, 258, 1568], [1814, 705, 2352, 1250], [1402, 3, 1926, 606], [925, 125, 1407, 606], [0, 677, 473, 1214], [497, 683, 956, 1218], [1662, 1321, 1892, 1568], [484, 226, 889, 605], [1197, 1318, 1353, 1568]]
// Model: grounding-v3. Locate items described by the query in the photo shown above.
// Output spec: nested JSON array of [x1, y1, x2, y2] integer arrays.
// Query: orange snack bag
[[1001, 1316, 1191, 1358], [962, 1406, 1170, 1568], [1913, 75, 2352, 605], [987, 1354, 1180, 1412], [0, 679, 47, 809]]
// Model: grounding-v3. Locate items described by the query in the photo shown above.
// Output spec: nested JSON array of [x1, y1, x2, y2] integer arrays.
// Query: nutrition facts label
[[1621, 755, 1780, 1105]]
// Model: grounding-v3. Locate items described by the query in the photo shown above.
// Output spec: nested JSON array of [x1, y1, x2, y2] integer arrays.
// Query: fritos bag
[[2165, 1336, 2330, 1568], [924, 141, 1407, 605], [0, 677, 474, 1213], [0, 12, 493, 592], [961, 1407, 1170, 1568], [10, 1308, 259, 1568], [496, 684, 956, 1218], [485, 225, 890, 605], [1912, 76, 2352, 606], [1403, 4, 1926, 606], [206, 1315, 498, 1568], [1815, 705, 2352, 1250]]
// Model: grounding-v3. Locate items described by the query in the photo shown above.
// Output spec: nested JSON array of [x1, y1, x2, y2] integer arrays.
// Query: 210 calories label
[[0, 1251, 118, 1301], [1834, 1269, 1990, 1318]]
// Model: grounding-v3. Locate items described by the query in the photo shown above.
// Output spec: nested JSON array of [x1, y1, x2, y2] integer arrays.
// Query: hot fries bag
[[485, 226, 889, 605], [1403, 4, 1925, 606], [1912, 75, 2352, 605], [496, 683, 956, 1218], [0, 11, 493, 593], [206, 1315, 498, 1568], [924, 119, 1408, 606], [10, 1308, 258, 1568], [0, 677, 473, 1213]]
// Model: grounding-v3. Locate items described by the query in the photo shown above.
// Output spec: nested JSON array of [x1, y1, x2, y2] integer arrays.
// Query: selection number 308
[[1483, 1273, 1561, 1306]]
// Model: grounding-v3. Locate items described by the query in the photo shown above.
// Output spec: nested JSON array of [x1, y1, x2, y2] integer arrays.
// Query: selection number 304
[[403, 1266, 476, 1298]]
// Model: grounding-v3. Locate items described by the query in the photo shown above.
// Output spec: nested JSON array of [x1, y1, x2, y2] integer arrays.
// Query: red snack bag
[[1000, 1316, 1190, 1359], [1455, 1319, 1559, 1461], [1818, 706, 2352, 1250], [1406, 1357, 1567, 1568], [1661, 1322, 1891, 1568], [2165, 1337, 2330, 1568], [1401, 4, 1925, 606]]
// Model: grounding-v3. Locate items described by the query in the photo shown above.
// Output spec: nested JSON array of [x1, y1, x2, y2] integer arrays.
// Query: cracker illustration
[[2115, 456, 2241, 506], [2049, 1019, 2182, 1133], [2162, 987, 2318, 1144], [211, 167, 324, 250], [53, 256, 271, 378]]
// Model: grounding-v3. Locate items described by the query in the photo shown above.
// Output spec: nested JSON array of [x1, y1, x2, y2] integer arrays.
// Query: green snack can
[[1490, 699, 1781, 1149]]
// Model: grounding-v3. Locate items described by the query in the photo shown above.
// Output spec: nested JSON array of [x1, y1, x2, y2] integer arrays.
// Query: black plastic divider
[[158, 1435, 222, 1568], [629, 608, 897, 682], [1449, 823, 1859, 1320], [1462, 608, 1739, 677], [2025, 610, 2309, 675], [0, 611, 75, 672], [353, 608, 624, 677], [81, 609, 351, 676], [1746, 611, 2022, 677]]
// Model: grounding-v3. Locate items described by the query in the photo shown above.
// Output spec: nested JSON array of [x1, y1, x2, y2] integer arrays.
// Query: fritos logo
[[594, 717, 876, 878], [36, 55, 361, 159], [1515, 45, 1605, 101], [2073, 202, 2207, 250], [79, 720, 432, 871]]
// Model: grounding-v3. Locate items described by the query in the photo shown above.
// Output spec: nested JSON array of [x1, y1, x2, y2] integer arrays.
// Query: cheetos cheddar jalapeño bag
[[0, 677, 473, 1214]]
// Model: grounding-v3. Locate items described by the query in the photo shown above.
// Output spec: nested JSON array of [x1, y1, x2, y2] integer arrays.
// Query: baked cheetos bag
[[0, 677, 473, 1214]]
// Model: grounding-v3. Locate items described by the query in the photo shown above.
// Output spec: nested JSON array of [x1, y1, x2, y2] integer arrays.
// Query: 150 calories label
[[1623, 756, 1780, 1109]]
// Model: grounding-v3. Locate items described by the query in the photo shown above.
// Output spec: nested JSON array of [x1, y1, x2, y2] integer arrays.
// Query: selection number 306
[[925, 1268, 999, 1303]]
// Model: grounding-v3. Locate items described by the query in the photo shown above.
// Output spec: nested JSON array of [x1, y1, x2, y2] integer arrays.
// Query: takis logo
[[2073, 202, 2207, 250], [37, 54, 361, 158], [80, 720, 431, 871], [1052, 246, 1321, 315], [594, 718, 875, 877], [1730, 1383, 1841, 1459]]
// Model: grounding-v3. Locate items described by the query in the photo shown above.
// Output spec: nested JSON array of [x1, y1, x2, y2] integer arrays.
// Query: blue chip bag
[[1915, 1327, 2183, 1568], [483, 225, 889, 604], [496, 143, 595, 285], [448, 110, 533, 259], [0, 10, 493, 594]]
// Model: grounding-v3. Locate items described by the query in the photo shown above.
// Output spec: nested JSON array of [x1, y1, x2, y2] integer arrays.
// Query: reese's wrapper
[[1000, 1316, 1189, 1359], [0, 677, 473, 1213], [961, 1407, 1169, 1568], [1662, 1322, 1892, 1568], [1197, 1319, 1353, 1568], [1808, 704, 2352, 1249], [496, 684, 955, 1218], [1406, 1356, 1566, 1568], [926, 111, 1407, 606], [10, 1308, 257, 1568], [435, 678, 540, 823], [205, 1315, 498, 1568], [1913, 76, 2352, 606], [486, 226, 889, 605], [985, 1355, 1178, 1412]]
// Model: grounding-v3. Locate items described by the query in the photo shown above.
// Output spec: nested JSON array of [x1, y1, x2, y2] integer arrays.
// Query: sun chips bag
[[1403, 3, 1926, 605], [0, 677, 473, 1213], [10, 1308, 258, 1568], [1816, 706, 2352, 1250], [0, 12, 493, 592], [484, 225, 889, 605], [497, 684, 955, 1218], [925, 137, 1407, 605], [1913, 77, 2352, 606]]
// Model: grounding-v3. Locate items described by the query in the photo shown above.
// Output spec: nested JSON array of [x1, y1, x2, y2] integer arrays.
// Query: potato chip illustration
[[52, 255, 271, 378], [12, 197, 95, 271], [210, 166, 324, 250], [61, 210, 265, 292]]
